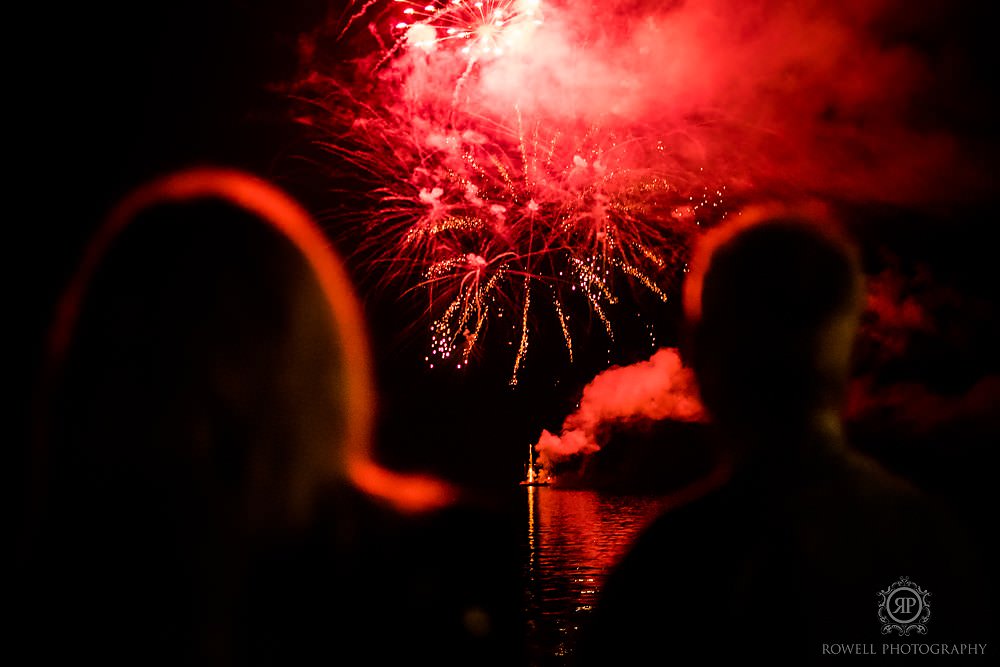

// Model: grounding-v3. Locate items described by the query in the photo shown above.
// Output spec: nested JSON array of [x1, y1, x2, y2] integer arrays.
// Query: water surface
[[524, 488, 667, 666]]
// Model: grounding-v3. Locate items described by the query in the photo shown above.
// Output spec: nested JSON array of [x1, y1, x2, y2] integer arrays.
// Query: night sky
[[16, 1, 1000, 532]]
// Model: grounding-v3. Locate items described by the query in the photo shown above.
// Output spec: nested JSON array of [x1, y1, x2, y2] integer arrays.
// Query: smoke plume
[[535, 348, 704, 469]]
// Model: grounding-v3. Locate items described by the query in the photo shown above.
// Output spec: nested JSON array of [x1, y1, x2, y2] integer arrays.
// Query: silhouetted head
[[32, 169, 389, 663], [683, 206, 864, 442], [41, 169, 453, 534], [44, 170, 378, 542], [31, 168, 459, 664]]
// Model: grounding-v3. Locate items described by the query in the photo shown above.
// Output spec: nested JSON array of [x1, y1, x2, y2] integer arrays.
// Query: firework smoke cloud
[[295, 0, 983, 383], [535, 348, 704, 469]]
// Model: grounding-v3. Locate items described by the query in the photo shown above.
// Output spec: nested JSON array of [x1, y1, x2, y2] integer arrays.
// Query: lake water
[[523, 488, 668, 666]]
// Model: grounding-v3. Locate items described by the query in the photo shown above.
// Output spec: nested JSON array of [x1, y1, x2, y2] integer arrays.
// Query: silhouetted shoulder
[[576, 482, 754, 665], [578, 447, 989, 665]]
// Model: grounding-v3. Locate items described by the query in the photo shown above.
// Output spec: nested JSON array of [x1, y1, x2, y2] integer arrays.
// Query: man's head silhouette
[[683, 207, 864, 448], [579, 209, 991, 667]]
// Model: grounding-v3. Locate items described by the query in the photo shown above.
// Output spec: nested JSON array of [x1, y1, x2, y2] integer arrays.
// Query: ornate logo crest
[[878, 576, 931, 635]]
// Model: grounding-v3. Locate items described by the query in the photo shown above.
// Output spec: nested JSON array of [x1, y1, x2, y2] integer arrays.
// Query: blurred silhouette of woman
[[29, 169, 455, 665]]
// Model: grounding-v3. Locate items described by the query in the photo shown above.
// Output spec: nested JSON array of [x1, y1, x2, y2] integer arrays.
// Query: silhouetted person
[[26, 169, 524, 666], [578, 209, 990, 664], [25, 169, 390, 664]]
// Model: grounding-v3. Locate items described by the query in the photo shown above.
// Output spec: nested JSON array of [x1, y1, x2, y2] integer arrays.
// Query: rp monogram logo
[[878, 576, 931, 635]]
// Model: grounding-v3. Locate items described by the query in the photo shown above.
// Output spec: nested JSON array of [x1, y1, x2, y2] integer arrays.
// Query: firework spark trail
[[451, 54, 479, 108], [338, 0, 381, 40], [614, 259, 669, 302], [589, 292, 614, 341], [511, 281, 531, 386], [553, 292, 573, 363]]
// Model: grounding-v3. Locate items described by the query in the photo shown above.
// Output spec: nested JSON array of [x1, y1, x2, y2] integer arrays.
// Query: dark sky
[[16, 1, 1000, 497]]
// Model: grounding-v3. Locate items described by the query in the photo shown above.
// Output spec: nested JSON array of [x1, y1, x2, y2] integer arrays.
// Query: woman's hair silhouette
[[31, 169, 453, 664]]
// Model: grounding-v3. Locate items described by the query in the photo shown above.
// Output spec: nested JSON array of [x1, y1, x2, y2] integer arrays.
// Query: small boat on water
[[520, 444, 551, 486]]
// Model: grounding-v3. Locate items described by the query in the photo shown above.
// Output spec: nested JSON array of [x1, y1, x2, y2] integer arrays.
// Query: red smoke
[[848, 263, 1000, 439], [848, 375, 1000, 435], [535, 348, 704, 470], [307, 0, 990, 206]]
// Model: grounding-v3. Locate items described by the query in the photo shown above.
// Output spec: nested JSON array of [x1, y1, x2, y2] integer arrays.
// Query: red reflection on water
[[534, 488, 661, 579], [525, 487, 667, 662]]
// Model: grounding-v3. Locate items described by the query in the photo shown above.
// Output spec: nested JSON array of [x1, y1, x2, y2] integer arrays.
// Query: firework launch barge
[[520, 444, 551, 486]]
